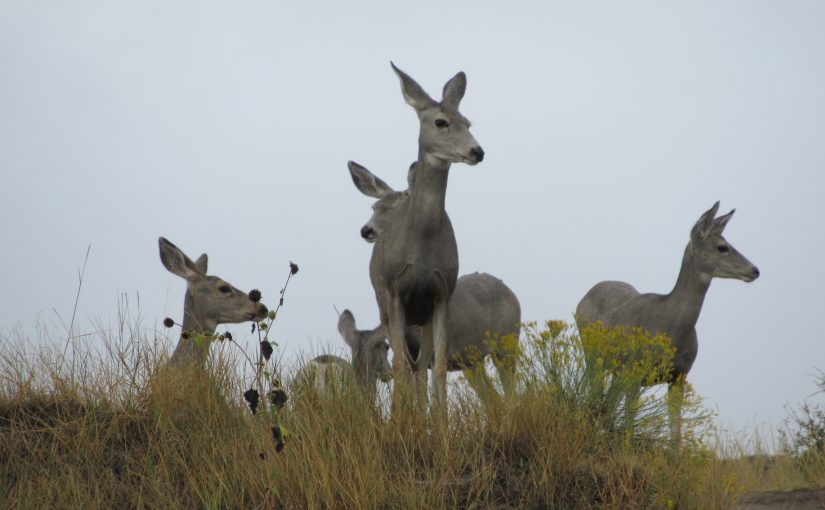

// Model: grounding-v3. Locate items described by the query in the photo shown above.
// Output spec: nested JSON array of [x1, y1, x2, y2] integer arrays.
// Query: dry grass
[[1, 320, 821, 509]]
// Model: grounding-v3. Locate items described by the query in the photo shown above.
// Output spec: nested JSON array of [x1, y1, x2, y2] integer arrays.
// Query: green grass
[[0, 320, 821, 509]]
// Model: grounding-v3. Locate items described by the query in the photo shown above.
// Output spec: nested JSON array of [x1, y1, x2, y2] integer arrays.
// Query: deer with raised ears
[[295, 309, 392, 402], [575, 202, 760, 445], [158, 237, 269, 367], [357, 62, 484, 422], [349, 161, 520, 401]]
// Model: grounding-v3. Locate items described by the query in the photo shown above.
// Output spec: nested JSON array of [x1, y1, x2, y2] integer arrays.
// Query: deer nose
[[360, 225, 374, 240], [258, 304, 268, 316], [751, 266, 760, 279], [470, 146, 485, 162]]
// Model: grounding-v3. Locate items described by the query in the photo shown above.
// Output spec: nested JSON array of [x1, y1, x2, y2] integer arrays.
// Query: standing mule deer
[[575, 202, 760, 444], [294, 309, 392, 402], [158, 237, 269, 367], [356, 63, 484, 421], [349, 161, 520, 401]]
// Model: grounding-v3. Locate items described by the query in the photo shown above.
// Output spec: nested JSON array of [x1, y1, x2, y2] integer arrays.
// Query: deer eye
[[218, 285, 231, 294], [716, 245, 729, 253], [434, 119, 449, 128]]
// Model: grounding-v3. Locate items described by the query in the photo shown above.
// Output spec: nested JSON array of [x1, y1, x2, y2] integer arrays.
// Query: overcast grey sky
[[1, 1, 823, 435]]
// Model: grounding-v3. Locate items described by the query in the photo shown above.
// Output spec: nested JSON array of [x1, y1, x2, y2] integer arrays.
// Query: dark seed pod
[[163, 318, 175, 328], [271, 425, 283, 443], [272, 426, 285, 453], [224, 332, 233, 341], [289, 262, 299, 275], [248, 289, 262, 303], [260, 340, 274, 361], [243, 388, 260, 415], [181, 331, 190, 340], [268, 389, 288, 410]]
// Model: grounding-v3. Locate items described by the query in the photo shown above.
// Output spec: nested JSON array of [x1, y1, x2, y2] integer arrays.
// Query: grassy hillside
[[0, 320, 821, 509]]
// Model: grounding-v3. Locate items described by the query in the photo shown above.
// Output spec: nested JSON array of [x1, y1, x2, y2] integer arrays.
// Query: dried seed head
[[248, 289, 262, 303], [181, 331, 190, 340], [272, 426, 285, 453], [163, 318, 175, 328], [260, 340, 274, 361], [289, 261, 299, 275], [243, 388, 260, 415], [268, 388, 288, 410], [224, 332, 233, 341]]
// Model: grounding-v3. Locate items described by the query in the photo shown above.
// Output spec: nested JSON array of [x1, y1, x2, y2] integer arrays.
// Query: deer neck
[[351, 346, 372, 393], [665, 242, 712, 328], [404, 150, 450, 233], [170, 288, 216, 367], [181, 289, 217, 336]]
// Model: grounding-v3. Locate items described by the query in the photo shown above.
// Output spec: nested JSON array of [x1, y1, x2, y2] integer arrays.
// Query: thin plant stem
[[63, 244, 91, 360]]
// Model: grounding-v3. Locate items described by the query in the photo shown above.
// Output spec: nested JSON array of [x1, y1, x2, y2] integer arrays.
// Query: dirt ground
[[735, 488, 825, 510]]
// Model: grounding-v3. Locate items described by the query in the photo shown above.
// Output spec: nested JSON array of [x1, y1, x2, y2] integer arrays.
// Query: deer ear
[[368, 326, 388, 347], [348, 161, 394, 198], [691, 201, 721, 240], [712, 209, 735, 234], [337, 309, 358, 347], [195, 253, 208, 274], [442, 71, 466, 109], [391, 62, 436, 111], [158, 237, 205, 282]]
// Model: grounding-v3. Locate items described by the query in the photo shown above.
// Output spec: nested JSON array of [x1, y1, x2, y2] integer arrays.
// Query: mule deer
[[295, 309, 392, 402], [349, 161, 520, 401], [575, 202, 760, 444], [356, 63, 484, 420], [158, 237, 269, 367]]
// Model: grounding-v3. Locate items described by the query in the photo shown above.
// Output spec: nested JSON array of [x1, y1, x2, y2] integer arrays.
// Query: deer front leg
[[416, 320, 434, 410], [431, 301, 449, 426], [388, 295, 413, 416], [667, 379, 685, 449]]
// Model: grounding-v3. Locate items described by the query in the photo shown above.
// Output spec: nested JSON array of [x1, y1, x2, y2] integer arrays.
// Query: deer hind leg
[[623, 382, 642, 434], [495, 357, 516, 400], [492, 336, 518, 400], [464, 364, 499, 410]]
